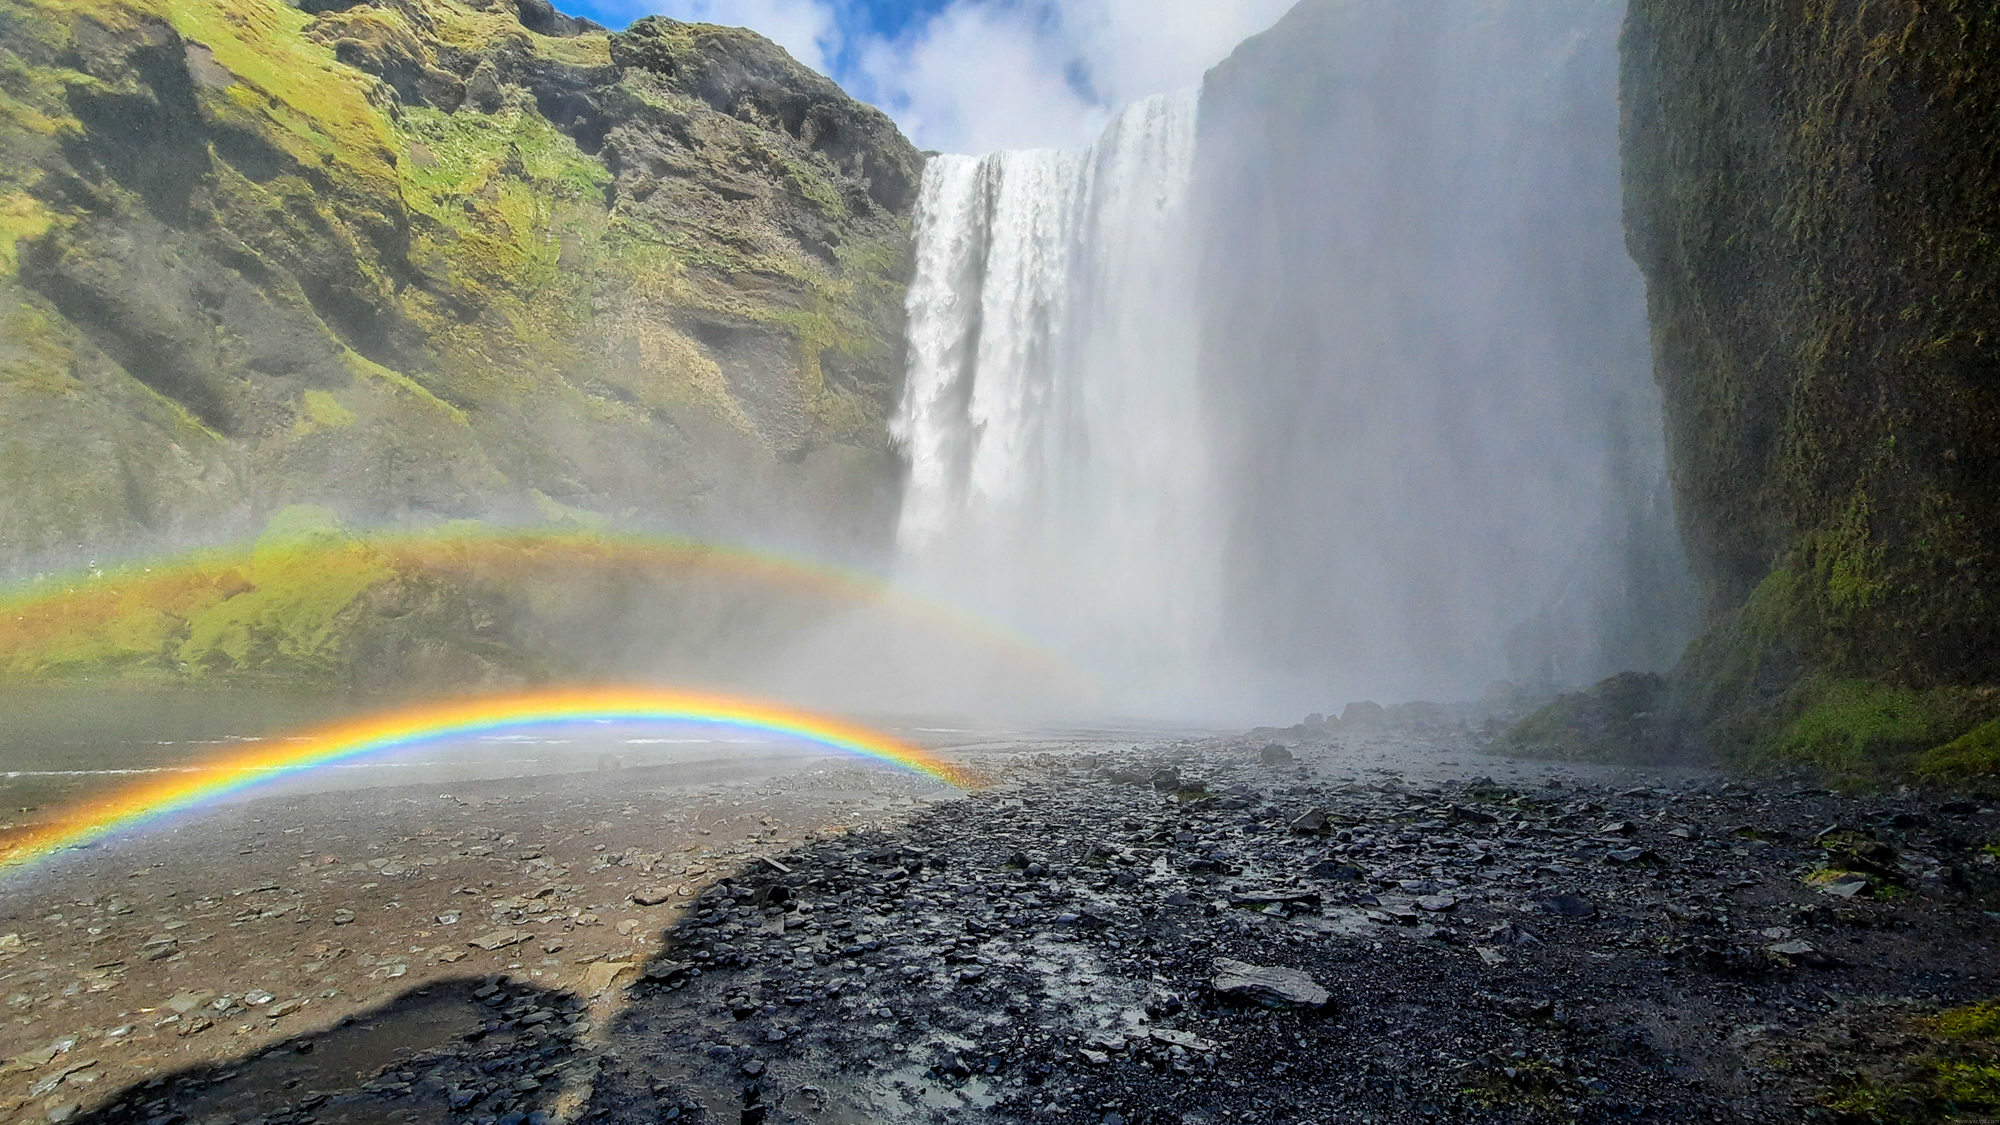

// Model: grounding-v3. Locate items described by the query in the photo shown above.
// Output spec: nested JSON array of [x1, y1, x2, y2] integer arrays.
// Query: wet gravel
[[22, 734, 2000, 1125]]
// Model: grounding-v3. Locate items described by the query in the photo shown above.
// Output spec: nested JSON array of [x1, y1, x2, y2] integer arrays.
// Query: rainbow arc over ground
[[0, 687, 979, 876], [0, 526, 1081, 690]]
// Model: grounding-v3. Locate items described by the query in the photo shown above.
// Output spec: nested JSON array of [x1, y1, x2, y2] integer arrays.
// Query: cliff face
[[0, 0, 920, 573], [1622, 2, 2000, 778]]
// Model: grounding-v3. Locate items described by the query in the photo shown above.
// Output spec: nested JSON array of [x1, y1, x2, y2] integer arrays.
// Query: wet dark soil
[[18, 735, 2000, 1125]]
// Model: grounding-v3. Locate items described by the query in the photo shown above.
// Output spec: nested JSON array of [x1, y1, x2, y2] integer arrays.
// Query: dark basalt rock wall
[[1621, 1, 2000, 776]]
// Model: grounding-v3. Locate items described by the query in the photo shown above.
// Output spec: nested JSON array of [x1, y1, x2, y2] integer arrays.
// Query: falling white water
[[892, 91, 1217, 710]]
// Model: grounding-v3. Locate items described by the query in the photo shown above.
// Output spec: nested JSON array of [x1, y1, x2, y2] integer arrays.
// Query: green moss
[[1813, 999, 2000, 1122], [1744, 676, 1987, 787], [1670, 560, 2000, 786], [295, 389, 356, 434], [0, 296, 76, 393], [1457, 1058, 1569, 1113], [342, 349, 467, 425], [1826, 1059, 2000, 1122], [1939, 1001, 2000, 1042], [255, 503, 347, 549], [176, 543, 392, 679], [159, 0, 399, 186], [1502, 671, 1667, 762], [0, 190, 54, 275], [1815, 491, 1891, 619], [1916, 721, 2000, 784]]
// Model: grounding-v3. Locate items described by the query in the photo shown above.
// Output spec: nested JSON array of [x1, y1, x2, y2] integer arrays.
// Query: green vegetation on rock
[[1502, 671, 1668, 764], [0, 509, 866, 690], [1917, 721, 2000, 786], [1620, 2, 2000, 784], [0, 0, 920, 579], [1821, 998, 2000, 1123]]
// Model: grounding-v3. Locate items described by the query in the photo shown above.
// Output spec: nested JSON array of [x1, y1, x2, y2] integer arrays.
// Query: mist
[[878, 0, 1695, 720]]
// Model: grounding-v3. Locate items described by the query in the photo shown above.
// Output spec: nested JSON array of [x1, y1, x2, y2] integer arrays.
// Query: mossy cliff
[[1615, 1, 2000, 782], [0, 511, 853, 690], [0, 0, 920, 571]]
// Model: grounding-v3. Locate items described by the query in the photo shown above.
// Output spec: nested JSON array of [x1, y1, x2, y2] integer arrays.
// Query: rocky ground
[[2, 730, 1997, 1124]]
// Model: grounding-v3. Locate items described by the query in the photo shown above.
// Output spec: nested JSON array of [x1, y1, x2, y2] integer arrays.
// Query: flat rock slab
[[1211, 958, 1331, 1010]]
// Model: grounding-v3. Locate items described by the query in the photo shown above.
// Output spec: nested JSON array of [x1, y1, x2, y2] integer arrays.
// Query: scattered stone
[[1289, 808, 1330, 834], [1147, 1028, 1217, 1053], [1230, 889, 1322, 910], [582, 961, 638, 997], [1539, 894, 1597, 919], [468, 929, 531, 951], [1808, 870, 1871, 898], [1259, 743, 1295, 765], [1210, 958, 1332, 1010]]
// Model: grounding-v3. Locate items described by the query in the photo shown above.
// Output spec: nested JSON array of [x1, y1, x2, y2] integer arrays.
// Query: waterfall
[[889, 0, 1693, 717], [1191, 0, 1691, 707], [892, 91, 1217, 708]]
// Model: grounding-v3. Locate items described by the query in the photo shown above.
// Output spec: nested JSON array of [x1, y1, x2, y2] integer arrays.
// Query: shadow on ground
[[66, 973, 611, 1125]]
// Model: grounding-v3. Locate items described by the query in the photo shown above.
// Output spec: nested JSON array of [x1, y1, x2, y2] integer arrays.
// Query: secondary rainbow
[[0, 687, 979, 875], [0, 527, 1066, 672]]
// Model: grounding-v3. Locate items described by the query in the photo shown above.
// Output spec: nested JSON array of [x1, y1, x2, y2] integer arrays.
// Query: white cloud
[[639, 0, 843, 74], [858, 3, 1102, 153], [635, 0, 1297, 154], [874, 0, 1298, 153]]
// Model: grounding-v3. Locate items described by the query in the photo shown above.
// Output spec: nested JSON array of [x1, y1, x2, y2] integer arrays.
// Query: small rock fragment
[[1539, 894, 1596, 919]]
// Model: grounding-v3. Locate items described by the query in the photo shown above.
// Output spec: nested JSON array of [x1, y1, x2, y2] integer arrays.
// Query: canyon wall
[[1622, 1, 2000, 779]]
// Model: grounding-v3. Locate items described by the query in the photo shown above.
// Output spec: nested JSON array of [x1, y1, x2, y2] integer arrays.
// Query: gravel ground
[[5, 730, 1998, 1125]]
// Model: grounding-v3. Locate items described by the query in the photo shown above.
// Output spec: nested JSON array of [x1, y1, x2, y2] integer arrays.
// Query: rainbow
[[0, 687, 980, 875], [0, 526, 1075, 684]]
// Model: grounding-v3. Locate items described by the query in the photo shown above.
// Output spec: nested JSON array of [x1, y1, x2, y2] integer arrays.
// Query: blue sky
[[566, 0, 954, 35], [550, 0, 1296, 154]]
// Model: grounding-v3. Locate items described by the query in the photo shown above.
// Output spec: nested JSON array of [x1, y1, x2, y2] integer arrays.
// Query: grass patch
[[1753, 677, 1981, 786], [1939, 1001, 2000, 1042], [1819, 999, 2000, 1122], [1917, 721, 2000, 785], [294, 388, 356, 434]]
